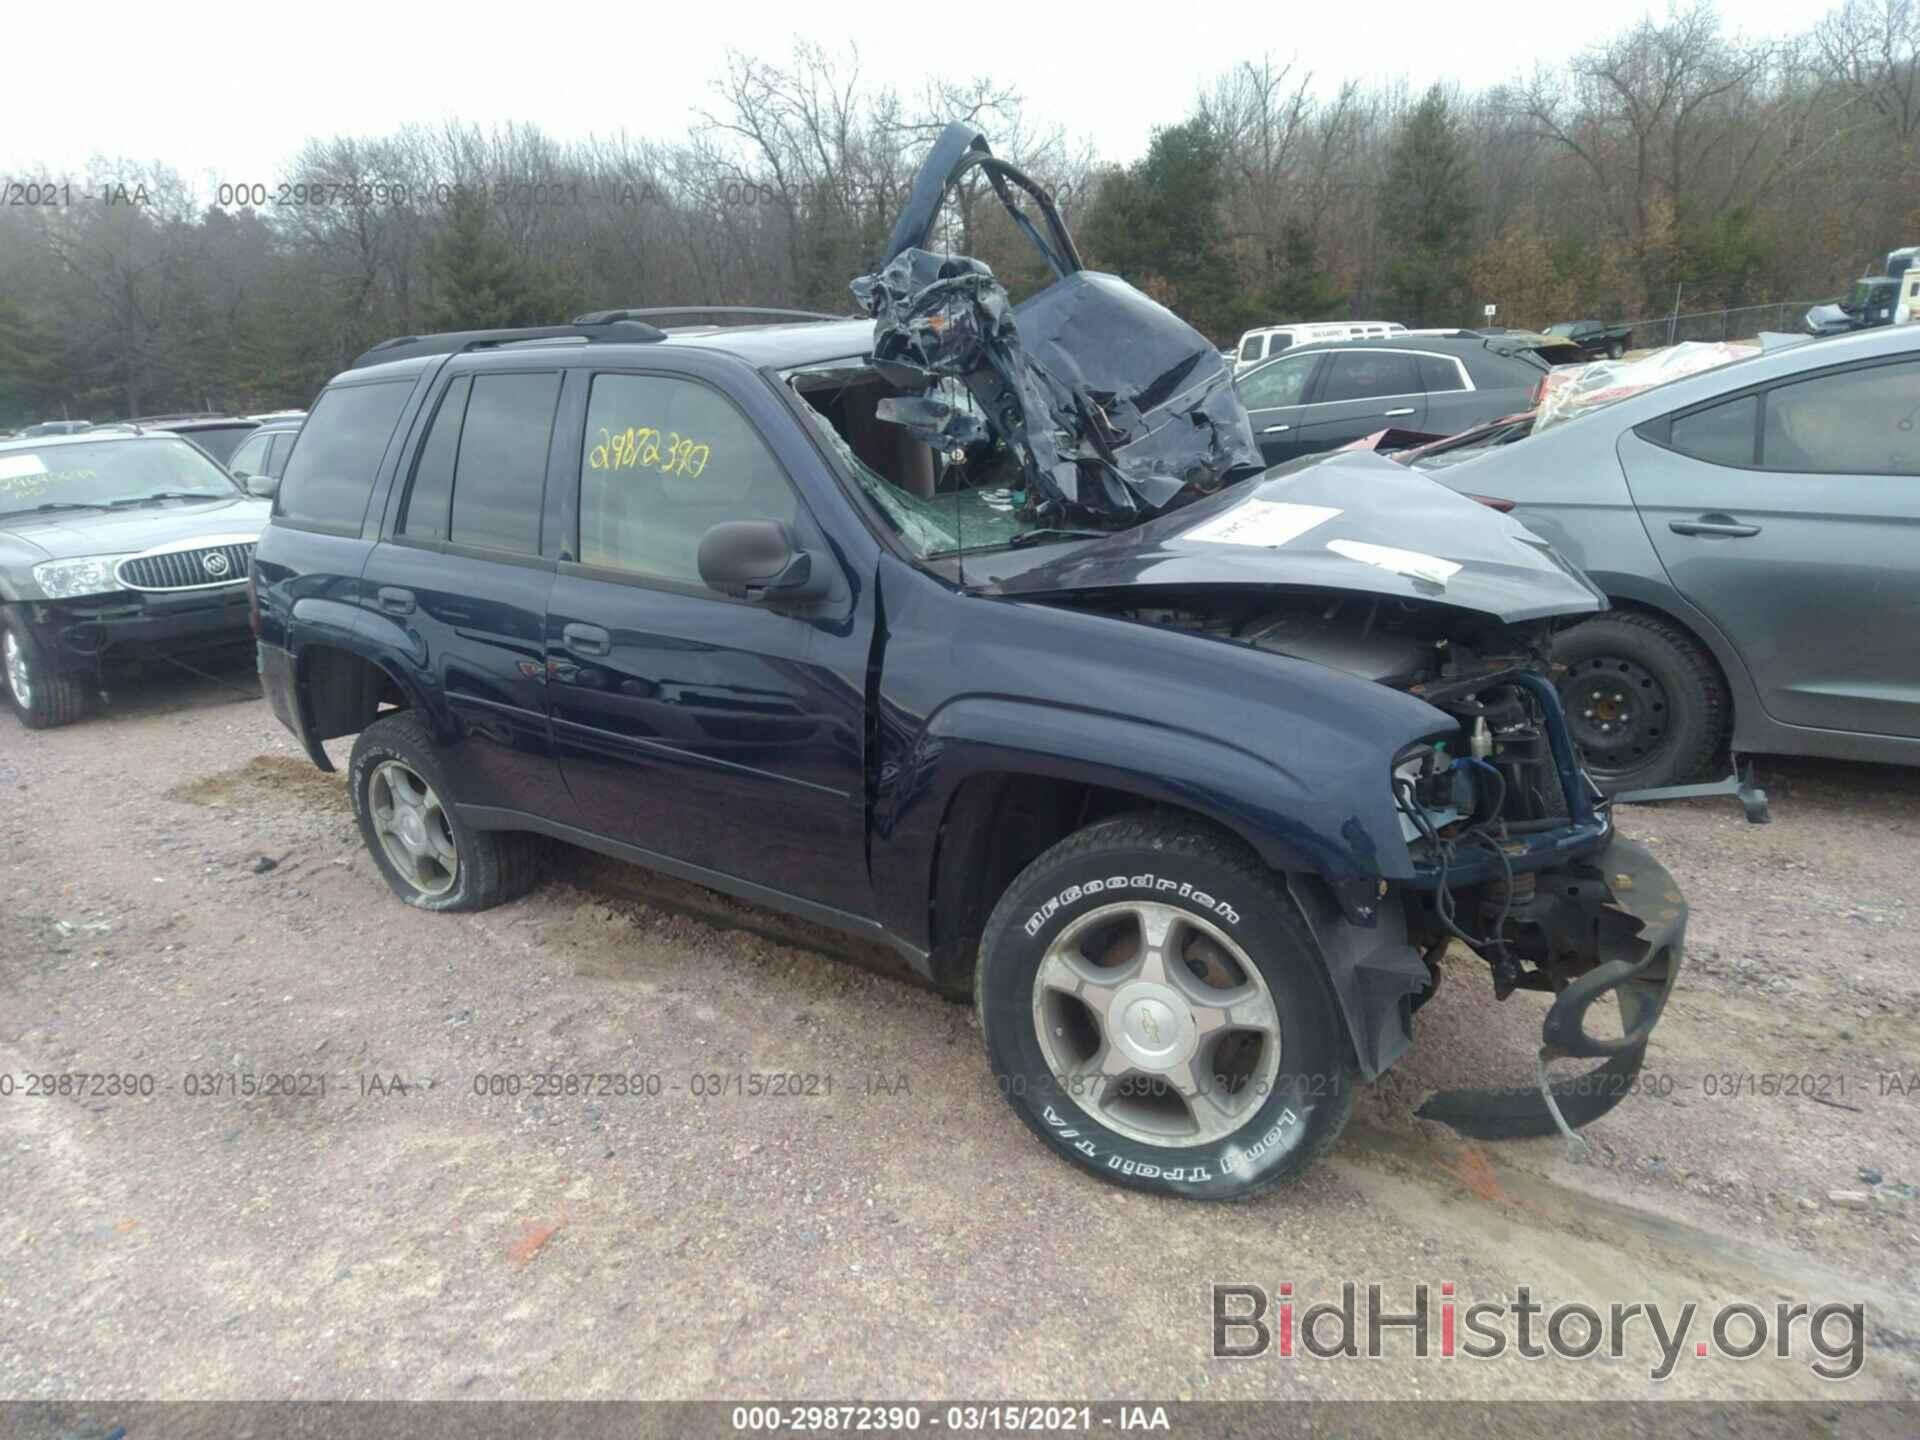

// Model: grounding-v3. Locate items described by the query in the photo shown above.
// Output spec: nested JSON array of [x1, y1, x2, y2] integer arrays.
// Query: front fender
[[873, 693, 1445, 945]]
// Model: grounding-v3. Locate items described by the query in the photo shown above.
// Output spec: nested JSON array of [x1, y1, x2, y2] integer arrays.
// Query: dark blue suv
[[249, 127, 1688, 1198]]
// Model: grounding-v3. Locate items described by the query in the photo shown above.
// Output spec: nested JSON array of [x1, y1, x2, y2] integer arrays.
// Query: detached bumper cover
[[1417, 835, 1687, 1140]]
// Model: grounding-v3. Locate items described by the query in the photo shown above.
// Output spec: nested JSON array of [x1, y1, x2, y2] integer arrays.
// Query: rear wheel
[[976, 814, 1353, 1200], [3, 619, 88, 729], [1605, 339, 1626, 360], [1554, 613, 1726, 793], [348, 713, 543, 911]]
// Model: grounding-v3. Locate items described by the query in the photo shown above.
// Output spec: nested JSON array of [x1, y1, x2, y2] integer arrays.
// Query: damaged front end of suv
[[981, 455, 1687, 1145], [836, 124, 1687, 1152]]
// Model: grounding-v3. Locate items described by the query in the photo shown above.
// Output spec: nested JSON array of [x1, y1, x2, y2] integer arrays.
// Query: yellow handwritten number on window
[[589, 426, 710, 478]]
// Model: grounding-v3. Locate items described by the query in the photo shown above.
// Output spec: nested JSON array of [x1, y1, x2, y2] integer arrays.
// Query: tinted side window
[[1238, 335, 1265, 361], [1761, 361, 1920, 476], [1669, 394, 1758, 467], [399, 376, 470, 541], [1267, 333, 1294, 354], [1416, 356, 1466, 393], [449, 372, 561, 554], [1236, 354, 1317, 409], [278, 380, 412, 532], [265, 431, 297, 478], [1320, 351, 1419, 404], [578, 373, 797, 586], [227, 432, 271, 476]]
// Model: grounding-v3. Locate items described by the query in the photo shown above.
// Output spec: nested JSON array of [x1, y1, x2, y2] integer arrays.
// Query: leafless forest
[[2, 0, 1915, 422]]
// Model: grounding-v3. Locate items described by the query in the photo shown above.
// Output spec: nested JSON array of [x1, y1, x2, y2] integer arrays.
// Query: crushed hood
[[851, 123, 1261, 526], [978, 450, 1608, 624]]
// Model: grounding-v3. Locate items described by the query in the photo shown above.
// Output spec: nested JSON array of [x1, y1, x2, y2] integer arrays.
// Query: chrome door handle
[[563, 622, 611, 656], [1262, 424, 1291, 434], [1670, 516, 1761, 538], [1383, 407, 1416, 417], [376, 586, 415, 616]]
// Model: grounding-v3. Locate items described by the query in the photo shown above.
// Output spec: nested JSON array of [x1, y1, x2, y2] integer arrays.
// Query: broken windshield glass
[[788, 363, 1034, 558]]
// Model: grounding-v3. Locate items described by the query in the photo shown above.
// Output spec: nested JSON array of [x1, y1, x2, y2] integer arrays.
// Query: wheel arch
[[291, 640, 420, 764], [921, 772, 1268, 995], [1565, 575, 1756, 740]]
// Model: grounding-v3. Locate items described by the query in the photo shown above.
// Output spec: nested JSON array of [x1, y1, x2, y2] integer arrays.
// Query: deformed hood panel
[[852, 123, 1262, 525], [979, 450, 1609, 624]]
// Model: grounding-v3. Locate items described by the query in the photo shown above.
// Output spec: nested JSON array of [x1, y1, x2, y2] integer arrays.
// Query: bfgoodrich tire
[[348, 713, 543, 912], [1554, 612, 1727, 794], [976, 814, 1354, 1200]]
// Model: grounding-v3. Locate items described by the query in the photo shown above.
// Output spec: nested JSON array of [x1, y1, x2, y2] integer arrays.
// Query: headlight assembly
[[31, 555, 137, 599]]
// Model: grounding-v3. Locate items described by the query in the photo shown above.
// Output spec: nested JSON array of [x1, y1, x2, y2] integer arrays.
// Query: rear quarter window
[[277, 380, 413, 533]]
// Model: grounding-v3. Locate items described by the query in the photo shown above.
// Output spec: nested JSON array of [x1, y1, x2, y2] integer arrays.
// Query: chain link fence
[[1623, 300, 1823, 351]]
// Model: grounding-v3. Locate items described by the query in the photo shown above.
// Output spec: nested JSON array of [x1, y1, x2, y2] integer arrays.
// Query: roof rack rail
[[348, 318, 669, 370], [572, 306, 853, 326]]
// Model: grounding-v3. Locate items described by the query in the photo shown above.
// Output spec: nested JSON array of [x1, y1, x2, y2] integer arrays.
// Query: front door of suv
[[1236, 351, 1325, 465], [543, 368, 871, 917], [363, 365, 575, 821]]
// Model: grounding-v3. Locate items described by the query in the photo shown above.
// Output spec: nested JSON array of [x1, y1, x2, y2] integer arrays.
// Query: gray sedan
[[1411, 324, 1920, 790], [1233, 335, 1546, 466]]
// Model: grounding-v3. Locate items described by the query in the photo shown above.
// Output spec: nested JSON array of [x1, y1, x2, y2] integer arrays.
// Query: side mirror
[[697, 520, 828, 603], [245, 474, 280, 500]]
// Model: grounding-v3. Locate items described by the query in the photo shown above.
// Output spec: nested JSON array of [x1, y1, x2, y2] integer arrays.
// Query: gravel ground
[[2, 662, 1918, 1408]]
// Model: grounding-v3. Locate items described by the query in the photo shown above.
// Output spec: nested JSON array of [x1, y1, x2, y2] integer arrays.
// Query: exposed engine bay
[[1046, 587, 1684, 1144]]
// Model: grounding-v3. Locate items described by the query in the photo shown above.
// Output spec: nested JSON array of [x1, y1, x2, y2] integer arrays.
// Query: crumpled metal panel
[[850, 125, 1262, 525]]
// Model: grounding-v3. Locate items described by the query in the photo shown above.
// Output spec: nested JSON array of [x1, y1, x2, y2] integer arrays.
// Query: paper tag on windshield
[[1183, 500, 1340, 548], [0, 454, 48, 480], [1326, 538, 1462, 587]]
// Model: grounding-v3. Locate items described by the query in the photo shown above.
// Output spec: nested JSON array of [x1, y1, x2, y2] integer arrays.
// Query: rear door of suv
[[540, 360, 872, 917], [363, 359, 576, 822], [1290, 348, 1428, 454]]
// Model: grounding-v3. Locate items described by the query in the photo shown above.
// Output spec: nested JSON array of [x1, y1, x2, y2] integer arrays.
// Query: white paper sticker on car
[[1183, 499, 1341, 548], [0, 454, 49, 480], [1326, 539, 1462, 587]]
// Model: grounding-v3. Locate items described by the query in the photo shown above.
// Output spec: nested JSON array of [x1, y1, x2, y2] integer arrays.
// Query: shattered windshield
[[789, 362, 1038, 558]]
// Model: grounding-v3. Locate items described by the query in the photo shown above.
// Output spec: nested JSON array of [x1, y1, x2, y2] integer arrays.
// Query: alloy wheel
[[1031, 900, 1282, 1147], [367, 760, 459, 897], [4, 631, 31, 710]]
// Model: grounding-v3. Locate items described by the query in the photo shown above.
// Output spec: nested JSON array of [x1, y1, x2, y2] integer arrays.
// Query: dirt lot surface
[[3, 664, 1918, 1414]]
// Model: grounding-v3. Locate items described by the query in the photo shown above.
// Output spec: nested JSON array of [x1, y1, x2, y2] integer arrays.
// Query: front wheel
[[976, 814, 1354, 1200], [3, 618, 88, 729]]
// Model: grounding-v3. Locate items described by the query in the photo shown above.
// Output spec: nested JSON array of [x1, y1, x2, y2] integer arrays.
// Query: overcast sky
[[6, 0, 1842, 189]]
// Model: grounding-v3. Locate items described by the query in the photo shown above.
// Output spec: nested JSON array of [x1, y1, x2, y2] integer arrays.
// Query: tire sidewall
[[980, 837, 1348, 1199], [1555, 620, 1713, 790], [348, 722, 479, 911], [4, 618, 52, 729]]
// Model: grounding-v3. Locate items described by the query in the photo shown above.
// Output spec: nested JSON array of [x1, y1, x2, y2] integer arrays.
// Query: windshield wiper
[[1006, 527, 1112, 549], [0, 501, 105, 516], [107, 490, 226, 508]]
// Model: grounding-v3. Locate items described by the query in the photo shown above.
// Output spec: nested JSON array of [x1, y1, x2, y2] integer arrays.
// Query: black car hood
[[0, 494, 268, 562], [851, 123, 1261, 526], [978, 450, 1608, 624]]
